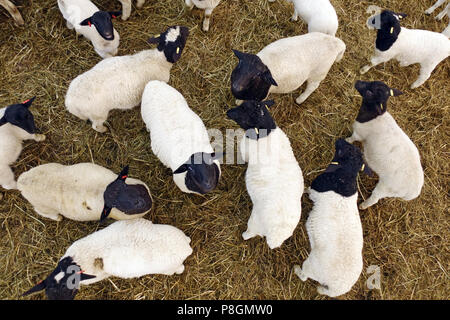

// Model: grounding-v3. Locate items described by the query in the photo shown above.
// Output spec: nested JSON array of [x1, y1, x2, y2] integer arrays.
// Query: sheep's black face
[[101, 166, 152, 221], [79, 11, 121, 41], [0, 97, 37, 134], [22, 257, 96, 300], [311, 139, 366, 197], [231, 50, 278, 101], [148, 26, 190, 63], [227, 100, 276, 137], [355, 80, 403, 123], [371, 10, 407, 51], [174, 152, 221, 195]]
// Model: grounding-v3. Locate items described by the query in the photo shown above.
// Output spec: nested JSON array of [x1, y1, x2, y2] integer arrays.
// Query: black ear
[[109, 11, 122, 19], [79, 16, 93, 26], [396, 12, 407, 19], [390, 88, 403, 97], [0, 116, 6, 126], [148, 34, 161, 44], [173, 164, 188, 174], [361, 162, 374, 177], [100, 206, 112, 221], [211, 152, 225, 161], [261, 70, 278, 86], [22, 280, 46, 297], [117, 165, 129, 181], [262, 100, 275, 108], [80, 273, 96, 281], [22, 96, 36, 108], [232, 49, 247, 60], [325, 162, 341, 173]]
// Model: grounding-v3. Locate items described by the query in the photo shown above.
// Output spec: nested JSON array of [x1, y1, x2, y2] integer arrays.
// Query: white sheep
[[231, 32, 346, 105], [294, 139, 365, 297], [22, 218, 193, 300], [185, 0, 221, 32], [346, 80, 424, 210], [141, 80, 222, 195], [361, 9, 450, 88], [17, 163, 152, 221], [0, 0, 24, 25], [425, 0, 450, 37], [57, 0, 121, 59], [118, 0, 146, 20], [0, 97, 45, 190], [65, 25, 189, 133], [227, 100, 304, 249], [269, 0, 339, 36]]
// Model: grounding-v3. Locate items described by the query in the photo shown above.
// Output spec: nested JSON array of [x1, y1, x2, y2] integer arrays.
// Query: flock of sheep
[[0, 0, 449, 300]]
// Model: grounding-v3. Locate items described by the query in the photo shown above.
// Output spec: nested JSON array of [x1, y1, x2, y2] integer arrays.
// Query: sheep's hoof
[[360, 65, 371, 74], [93, 125, 108, 133], [410, 81, 423, 89], [35, 134, 46, 142], [359, 202, 369, 210], [291, 16, 298, 22], [294, 265, 307, 281], [295, 96, 307, 105]]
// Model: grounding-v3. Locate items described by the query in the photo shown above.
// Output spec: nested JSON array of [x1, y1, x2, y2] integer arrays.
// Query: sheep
[[57, 0, 122, 59], [269, 0, 339, 36], [185, 0, 221, 32], [65, 25, 189, 133], [294, 139, 365, 297], [141, 80, 221, 195], [0, 97, 45, 190], [22, 218, 193, 300], [0, 0, 24, 25], [231, 32, 346, 105], [360, 10, 450, 88], [17, 163, 152, 222], [226, 100, 304, 249], [118, 0, 146, 20], [425, 0, 450, 38], [346, 80, 424, 210]]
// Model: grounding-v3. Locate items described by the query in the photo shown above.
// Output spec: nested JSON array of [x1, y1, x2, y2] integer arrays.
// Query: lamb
[[57, 0, 122, 59], [0, 0, 24, 25], [231, 32, 346, 105], [294, 139, 365, 297], [141, 80, 221, 195], [185, 0, 221, 32], [226, 100, 304, 249], [17, 163, 152, 222], [269, 0, 339, 36], [22, 218, 192, 300], [346, 80, 424, 210], [425, 0, 450, 38], [118, 0, 146, 20], [360, 10, 450, 88], [0, 97, 45, 190], [65, 25, 189, 133]]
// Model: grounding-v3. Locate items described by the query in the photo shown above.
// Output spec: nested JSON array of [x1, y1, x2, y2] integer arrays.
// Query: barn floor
[[0, 0, 448, 300]]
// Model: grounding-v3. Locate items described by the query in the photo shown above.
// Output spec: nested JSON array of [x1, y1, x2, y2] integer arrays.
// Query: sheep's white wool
[[65, 49, 172, 133], [57, 0, 120, 59], [294, 190, 362, 297], [62, 219, 192, 285], [347, 113, 424, 209], [273, 0, 339, 36], [185, 0, 221, 31], [17, 163, 151, 221], [361, 27, 450, 88], [240, 128, 304, 249], [118, 0, 146, 21], [141, 80, 220, 192], [258, 32, 346, 104], [0, 108, 45, 190]]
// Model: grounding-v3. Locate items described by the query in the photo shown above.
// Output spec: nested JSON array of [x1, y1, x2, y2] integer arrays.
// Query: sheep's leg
[[0, 0, 24, 25], [360, 53, 390, 74], [359, 183, 388, 210], [442, 23, 450, 37], [136, 0, 145, 8], [202, 8, 213, 32], [425, 0, 446, 15], [346, 131, 362, 144], [291, 7, 298, 21], [436, 3, 450, 20], [30, 133, 46, 142], [34, 206, 63, 221], [119, 0, 131, 20], [295, 79, 321, 105], [91, 119, 108, 133], [0, 166, 17, 190], [410, 62, 439, 89], [66, 21, 74, 29], [185, 0, 194, 10]]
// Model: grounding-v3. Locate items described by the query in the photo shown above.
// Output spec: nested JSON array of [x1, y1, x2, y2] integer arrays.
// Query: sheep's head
[[22, 257, 96, 300], [173, 152, 222, 195], [148, 26, 190, 63], [325, 139, 365, 175], [0, 97, 38, 134], [227, 100, 276, 139], [355, 80, 402, 122], [230, 50, 278, 102], [367, 10, 407, 51], [101, 166, 153, 221], [79, 11, 121, 41]]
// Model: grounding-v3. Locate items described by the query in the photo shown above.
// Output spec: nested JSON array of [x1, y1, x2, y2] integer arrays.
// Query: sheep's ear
[[0, 116, 6, 126], [232, 49, 247, 61], [361, 162, 374, 177], [100, 206, 112, 221], [396, 12, 407, 19], [117, 165, 129, 181], [210, 152, 225, 161], [22, 280, 46, 297], [148, 34, 161, 44], [390, 88, 403, 97], [262, 100, 275, 108], [80, 273, 96, 281], [261, 70, 278, 86], [173, 164, 188, 174], [325, 162, 341, 173], [79, 16, 93, 26], [22, 96, 36, 108], [108, 11, 122, 19]]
